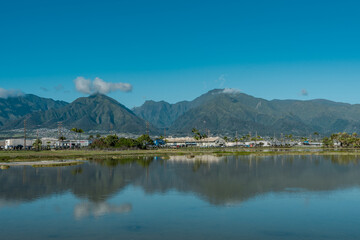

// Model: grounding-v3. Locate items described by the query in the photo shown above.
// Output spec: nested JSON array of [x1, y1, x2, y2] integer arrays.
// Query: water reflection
[[168, 154, 225, 163], [74, 202, 132, 219], [1, 154, 360, 207], [2, 154, 360, 240]]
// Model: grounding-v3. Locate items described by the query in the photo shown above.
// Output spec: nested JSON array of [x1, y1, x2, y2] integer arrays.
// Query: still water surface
[[1, 154, 360, 239]]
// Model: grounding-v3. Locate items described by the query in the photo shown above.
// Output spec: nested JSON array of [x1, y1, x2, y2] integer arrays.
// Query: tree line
[[90, 134, 154, 149], [322, 132, 360, 148]]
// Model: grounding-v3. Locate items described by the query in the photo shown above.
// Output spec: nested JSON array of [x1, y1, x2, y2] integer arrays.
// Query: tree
[[116, 138, 139, 148], [104, 134, 119, 147], [313, 132, 319, 141], [78, 128, 84, 140], [33, 139, 42, 151], [136, 134, 153, 149], [322, 137, 333, 147], [192, 128, 201, 140], [71, 128, 84, 146], [192, 128, 207, 140], [59, 136, 66, 149]]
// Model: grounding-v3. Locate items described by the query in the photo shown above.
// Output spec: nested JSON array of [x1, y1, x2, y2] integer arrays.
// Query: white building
[[165, 137, 225, 147], [245, 141, 272, 147], [4, 138, 35, 150], [41, 138, 58, 148], [59, 139, 92, 148]]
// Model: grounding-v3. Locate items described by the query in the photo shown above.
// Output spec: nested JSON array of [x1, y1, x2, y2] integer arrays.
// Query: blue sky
[[1, 0, 360, 108]]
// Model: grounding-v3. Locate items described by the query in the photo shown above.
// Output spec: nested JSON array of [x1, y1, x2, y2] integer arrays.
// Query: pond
[[1, 154, 360, 239]]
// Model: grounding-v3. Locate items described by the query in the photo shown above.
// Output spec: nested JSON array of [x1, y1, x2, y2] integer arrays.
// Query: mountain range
[[1, 94, 156, 135], [0, 94, 67, 127], [2, 89, 360, 136], [134, 89, 360, 136]]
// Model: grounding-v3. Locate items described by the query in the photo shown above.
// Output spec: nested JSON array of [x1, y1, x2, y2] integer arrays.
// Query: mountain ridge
[[3, 90, 360, 136], [134, 89, 360, 136], [0, 94, 68, 127], [2, 93, 158, 135]]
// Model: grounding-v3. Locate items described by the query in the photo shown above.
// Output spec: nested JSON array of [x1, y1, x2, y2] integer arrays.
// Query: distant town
[[0, 127, 329, 150]]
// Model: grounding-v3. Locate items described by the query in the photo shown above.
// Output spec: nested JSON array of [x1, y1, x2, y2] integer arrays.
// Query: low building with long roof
[[165, 137, 225, 147]]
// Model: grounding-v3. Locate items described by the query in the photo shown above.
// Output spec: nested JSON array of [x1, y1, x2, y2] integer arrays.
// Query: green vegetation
[[71, 128, 84, 141], [191, 128, 207, 140], [90, 134, 153, 149], [3, 93, 157, 134], [33, 139, 42, 150], [323, 132, 360, 148], [2, 146, 360, 162], [135, 89, 360, 136], [0, 94, 67, 127], [32, 162, 83, 167]]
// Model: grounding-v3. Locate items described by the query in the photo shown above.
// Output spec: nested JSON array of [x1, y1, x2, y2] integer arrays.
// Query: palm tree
[[313, 132, 319, 141], [59, 136, 66, 148], [71, 128, 84, 147]]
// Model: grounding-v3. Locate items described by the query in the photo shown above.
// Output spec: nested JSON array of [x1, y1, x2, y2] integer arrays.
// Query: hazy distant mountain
[[0, 94, 68, 127], [3, 94, 157, 134], [135, 89, 360, 136]]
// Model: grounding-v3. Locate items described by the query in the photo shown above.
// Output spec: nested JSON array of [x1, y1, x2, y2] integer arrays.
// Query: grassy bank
[[1, 147, 360, 162]]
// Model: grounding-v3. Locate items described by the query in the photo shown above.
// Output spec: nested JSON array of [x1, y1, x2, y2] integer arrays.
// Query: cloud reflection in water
[[74, 202, 132, 219]]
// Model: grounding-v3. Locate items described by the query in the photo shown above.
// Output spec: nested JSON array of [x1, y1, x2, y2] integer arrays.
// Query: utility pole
[[37, 129, 39, 151], [274, 132, 276, 146], [58, 122, 62, 139], [24, 120, 26, 150], [255, 131, 258, 146], [164, 128, 166, 140], [236, 131, 238, 146], [58, 122, 62, 148]]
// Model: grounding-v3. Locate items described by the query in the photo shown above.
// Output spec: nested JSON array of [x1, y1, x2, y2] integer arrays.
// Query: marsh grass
[[1, 147, 360, 162], [32, 162, 83, 168]]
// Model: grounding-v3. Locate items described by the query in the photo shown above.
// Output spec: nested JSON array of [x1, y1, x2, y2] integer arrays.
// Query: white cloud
[[74, 77, 132, 95], [0, 88, 23, 98], [301, 89, 309, 96], [93, 77, 132, 93], [222, 88, 241, 94], [74, 77, 92, 94]]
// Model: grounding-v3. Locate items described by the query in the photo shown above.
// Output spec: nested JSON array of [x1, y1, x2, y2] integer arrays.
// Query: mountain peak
[[88, 93, 110, 99]]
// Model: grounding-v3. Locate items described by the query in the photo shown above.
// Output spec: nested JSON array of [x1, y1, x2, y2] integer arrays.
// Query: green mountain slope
[[132, 100, 191, 129], [135, 89, 360, 136], [3, 94, 157, 134], [0, 94, 68, 126]]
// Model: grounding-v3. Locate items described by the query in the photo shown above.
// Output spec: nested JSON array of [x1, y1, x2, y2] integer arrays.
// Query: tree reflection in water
[[1, 154, 360, 207]]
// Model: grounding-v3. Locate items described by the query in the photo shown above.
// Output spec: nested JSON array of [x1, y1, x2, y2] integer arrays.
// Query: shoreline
[[1, 147, 360, 162]]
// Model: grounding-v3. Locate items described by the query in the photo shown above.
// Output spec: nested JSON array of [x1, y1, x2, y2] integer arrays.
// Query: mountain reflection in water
[[1, 154, 360, 207]]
